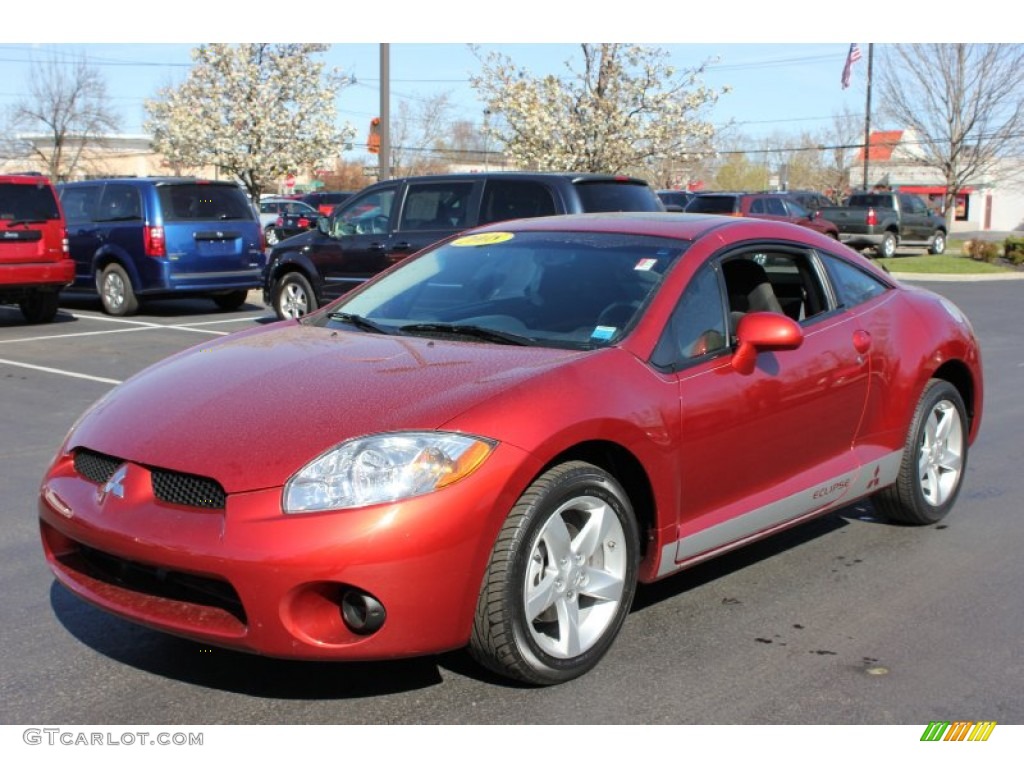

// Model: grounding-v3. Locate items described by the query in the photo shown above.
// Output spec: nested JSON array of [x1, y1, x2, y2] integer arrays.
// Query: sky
[[0, 1, 1007, 157]]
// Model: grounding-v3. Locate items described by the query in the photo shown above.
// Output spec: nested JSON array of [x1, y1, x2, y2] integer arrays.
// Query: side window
[[650, 265, 728, 369], [765, 197, 787, 216], [480, 180, 558, 224], [96, 185, 142, 222], [900, 194, 925, 215], [398, 182, 474, 231], [721, 249, 829, 328], [334, 188, 396, 236], [749, 198, 765, 214], [60, 185, 102, 224], [822, 254, 890, 308]]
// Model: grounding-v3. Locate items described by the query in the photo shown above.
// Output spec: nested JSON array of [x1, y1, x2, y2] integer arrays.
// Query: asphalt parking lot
[[2, 278, 1024, 726]]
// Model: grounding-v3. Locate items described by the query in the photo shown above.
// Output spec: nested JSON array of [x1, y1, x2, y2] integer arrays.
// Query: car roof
[[365, 171, 651, 186]]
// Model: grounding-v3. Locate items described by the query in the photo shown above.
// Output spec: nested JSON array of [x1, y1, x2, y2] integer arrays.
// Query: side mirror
[[731, 312, 803, 374], [317, 217, 331, 236]]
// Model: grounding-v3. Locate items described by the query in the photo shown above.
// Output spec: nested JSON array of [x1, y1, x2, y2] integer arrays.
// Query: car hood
[[68, 322, 588, 493]]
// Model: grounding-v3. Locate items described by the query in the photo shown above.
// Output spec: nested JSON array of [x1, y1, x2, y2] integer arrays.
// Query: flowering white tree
[[145, 43, 353, 201], [470, 44, 729, 177]]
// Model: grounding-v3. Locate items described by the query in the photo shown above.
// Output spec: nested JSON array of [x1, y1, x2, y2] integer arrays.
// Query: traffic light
[[367, 117, 381, 154]]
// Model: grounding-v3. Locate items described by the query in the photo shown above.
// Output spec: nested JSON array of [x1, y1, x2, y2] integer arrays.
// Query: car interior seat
[[721, 258, 784, 333]]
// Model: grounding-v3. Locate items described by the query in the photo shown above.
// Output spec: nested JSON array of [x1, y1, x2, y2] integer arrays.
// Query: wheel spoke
[[933, 405, 954, 443], [553, 594, 582, 657], [540, 513, 573, 563], [525, 569, 559, 622], [573, 501, 614, 559], [580, 568, 624, 603]]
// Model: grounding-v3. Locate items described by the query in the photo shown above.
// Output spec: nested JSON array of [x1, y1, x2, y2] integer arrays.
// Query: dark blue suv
[[58, 178, 266, 315]]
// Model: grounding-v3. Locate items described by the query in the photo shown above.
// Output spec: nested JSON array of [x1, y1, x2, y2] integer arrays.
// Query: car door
[[310, 183, 401, 303], [898, 193, 930, 241], [653, 244, 871, 568]]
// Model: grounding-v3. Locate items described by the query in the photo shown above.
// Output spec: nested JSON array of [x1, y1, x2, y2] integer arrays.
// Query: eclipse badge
[[97, 465, 128, 504]]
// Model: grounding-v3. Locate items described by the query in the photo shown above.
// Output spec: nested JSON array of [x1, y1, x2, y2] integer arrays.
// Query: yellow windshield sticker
[[450, 232, 515, 247]]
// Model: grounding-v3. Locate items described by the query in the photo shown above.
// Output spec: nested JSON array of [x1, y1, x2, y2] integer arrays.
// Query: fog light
[[340, 589, 386, 635]]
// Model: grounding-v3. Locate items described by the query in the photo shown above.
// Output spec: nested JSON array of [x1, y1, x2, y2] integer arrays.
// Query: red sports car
[[38, 213, 983, 685]]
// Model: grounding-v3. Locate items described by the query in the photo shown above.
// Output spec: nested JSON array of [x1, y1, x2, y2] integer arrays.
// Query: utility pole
[[862, 43, 874, 190], [379, 43, 390, 181]]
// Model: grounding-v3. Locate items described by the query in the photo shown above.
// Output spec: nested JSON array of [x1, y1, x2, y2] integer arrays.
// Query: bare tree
[[822, 107, 864, 199], [388, 93, 456, 177], [11, 56, 120, 181], [878, 43, 1024, 226]]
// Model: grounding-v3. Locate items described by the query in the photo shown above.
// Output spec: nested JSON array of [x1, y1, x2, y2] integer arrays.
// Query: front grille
[[74, 542, 247, 625], [151, 469, 226, 510], [74, 449, 120, 484], [73, 448, 227, 510]]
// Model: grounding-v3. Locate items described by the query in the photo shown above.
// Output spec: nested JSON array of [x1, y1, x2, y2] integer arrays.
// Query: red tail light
[[866, 207, 877, 226], [297, 217, 310, 228], [276, 216, 284, 227], [144, 226, 166, 257]]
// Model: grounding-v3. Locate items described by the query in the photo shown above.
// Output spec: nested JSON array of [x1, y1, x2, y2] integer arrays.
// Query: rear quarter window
[[158, 184, 255, 222]]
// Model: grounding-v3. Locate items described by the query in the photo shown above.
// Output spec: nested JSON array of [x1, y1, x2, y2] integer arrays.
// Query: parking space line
[[0, 326, 156, 345], [0, 358, 122, 385]]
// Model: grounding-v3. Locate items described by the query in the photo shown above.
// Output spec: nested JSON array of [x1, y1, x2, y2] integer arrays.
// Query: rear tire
[[873, 379, 968, 525], [265, 226, 280, 246], [97, 264, 138, 316], [19, 291, 60, 324], [469, 461, 639, 685], [875, 232, 897, 259]]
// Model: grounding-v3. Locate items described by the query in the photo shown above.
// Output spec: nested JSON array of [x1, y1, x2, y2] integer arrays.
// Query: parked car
[[0, 173, 74, 323], [815, 191, 948, 258], [268, 208, 321, 245], [39, 213, 982, 685], [297, 191, 355, 216], [264, 172, 665, 319], [686, 192, 840, 238], [258, 198, 320, 245], [58, 178, 267, 315], [656, 189, 697, 211]]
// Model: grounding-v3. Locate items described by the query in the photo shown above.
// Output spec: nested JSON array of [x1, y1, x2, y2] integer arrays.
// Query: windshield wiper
[[399, 322, 534, 346], [326, 311, 393, 334]]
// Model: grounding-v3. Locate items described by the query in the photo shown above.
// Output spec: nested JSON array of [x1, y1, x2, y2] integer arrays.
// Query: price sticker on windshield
[[451, 232, 515, 247]]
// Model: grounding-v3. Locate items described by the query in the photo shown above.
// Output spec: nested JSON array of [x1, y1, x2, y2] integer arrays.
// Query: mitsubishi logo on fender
[[97, 465, 128, 504]]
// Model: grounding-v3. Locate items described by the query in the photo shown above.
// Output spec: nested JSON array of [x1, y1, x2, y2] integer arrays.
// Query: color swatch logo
[[921, 721, 996, 742]]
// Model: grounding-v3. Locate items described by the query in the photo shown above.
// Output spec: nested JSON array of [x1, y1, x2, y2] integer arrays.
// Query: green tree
[[145, 43, 353, 201], [470, 44, 728, 177]]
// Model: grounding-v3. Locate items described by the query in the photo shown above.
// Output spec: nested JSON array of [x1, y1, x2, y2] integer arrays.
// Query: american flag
[[841, 44, 862, 89]]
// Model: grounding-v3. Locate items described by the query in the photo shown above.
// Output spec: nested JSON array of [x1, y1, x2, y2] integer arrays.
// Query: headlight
[[283, 432, 496, 513]]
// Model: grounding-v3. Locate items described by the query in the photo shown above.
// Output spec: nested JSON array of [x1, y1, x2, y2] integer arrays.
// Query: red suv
[[0, 174, 74, 323], [686, 192, 840, 239]]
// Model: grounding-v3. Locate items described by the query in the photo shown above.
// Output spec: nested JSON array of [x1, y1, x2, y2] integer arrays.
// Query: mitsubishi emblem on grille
[[97, 465, 128, 504]]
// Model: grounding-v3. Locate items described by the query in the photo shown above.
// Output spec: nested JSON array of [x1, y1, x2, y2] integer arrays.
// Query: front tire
[[470, 461, 639, 685], [875, 232, 897, 259], [929, 231, 947, 255], [265, 226, 280, 246], [97, 264, 138, 316], [873, 379, 968, 525], [272, 272, 316, 320], [19, 291, 60, 324]]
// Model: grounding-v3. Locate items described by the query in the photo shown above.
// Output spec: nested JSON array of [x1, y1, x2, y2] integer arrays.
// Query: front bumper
[[39, 444, 534, 660]]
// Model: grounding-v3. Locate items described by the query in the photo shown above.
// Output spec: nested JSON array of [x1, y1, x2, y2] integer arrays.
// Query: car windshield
[[309, 230, 688, 349]]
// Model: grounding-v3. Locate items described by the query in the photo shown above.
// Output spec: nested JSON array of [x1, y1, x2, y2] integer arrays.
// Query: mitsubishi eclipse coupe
[[38, 213, 983, 685]]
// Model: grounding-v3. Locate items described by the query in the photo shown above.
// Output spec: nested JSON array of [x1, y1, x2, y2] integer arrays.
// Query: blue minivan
[[58, 178, 266, 315]]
